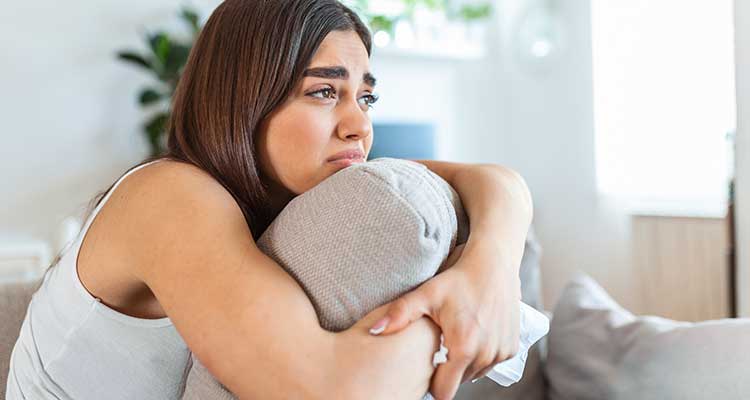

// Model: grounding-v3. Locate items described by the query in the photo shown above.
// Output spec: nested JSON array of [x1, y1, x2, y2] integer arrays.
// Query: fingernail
[[369, 317, 389, 335]]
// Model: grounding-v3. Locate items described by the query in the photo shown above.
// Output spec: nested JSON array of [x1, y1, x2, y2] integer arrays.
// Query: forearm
[[412, 160, 533, 274], [332, 303, 441, 399]]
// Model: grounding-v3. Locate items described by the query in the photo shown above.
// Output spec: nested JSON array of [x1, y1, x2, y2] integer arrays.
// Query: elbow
[[480, 164, 534, 221], [505, 166, 534, 220]]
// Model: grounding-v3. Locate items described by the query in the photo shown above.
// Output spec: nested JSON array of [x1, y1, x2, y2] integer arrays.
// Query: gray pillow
[[545, 273, 750, 400], [257, 157, 470, 331], [182, 158, 469, 399]]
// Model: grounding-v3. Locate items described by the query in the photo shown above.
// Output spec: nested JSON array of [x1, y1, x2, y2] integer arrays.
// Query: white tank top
[[6, 159, 193, 399]]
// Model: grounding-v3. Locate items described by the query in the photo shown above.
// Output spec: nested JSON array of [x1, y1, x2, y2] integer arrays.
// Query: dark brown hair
[[45, 0, 372, 272], [166, 0, 372, 238]]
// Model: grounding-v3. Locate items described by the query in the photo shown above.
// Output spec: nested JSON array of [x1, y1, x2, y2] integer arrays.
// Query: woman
[[7, 0, 533, 399]]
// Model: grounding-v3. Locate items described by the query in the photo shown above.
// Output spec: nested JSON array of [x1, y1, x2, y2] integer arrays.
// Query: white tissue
[[432, 334, 448, 366], [431, 301, 550, 387]]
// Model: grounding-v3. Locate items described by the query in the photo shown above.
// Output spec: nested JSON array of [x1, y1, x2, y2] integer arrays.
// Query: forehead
[[308, 30, 370, 72]]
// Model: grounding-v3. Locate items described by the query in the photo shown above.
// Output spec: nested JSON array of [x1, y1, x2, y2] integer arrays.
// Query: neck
[[264, 179, 295, 217]]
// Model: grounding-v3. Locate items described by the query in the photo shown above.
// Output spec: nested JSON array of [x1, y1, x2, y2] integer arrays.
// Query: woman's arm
[[127, 162, 440, 399], [410, 160, 533, 274], [337, 304, 442, 399]]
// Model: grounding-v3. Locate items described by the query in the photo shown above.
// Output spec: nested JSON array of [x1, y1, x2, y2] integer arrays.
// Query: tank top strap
[[77, 159, 165, 240]]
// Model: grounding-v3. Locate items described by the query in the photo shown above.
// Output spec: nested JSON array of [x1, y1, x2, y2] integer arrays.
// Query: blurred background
[[2, 0, 749, 321]]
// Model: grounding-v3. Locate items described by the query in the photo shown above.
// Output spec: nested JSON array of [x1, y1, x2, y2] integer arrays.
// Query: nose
[[335, 99, 372, 142]]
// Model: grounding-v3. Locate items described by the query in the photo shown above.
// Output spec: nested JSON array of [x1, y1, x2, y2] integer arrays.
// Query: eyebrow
[[303, 66, 377, 87]]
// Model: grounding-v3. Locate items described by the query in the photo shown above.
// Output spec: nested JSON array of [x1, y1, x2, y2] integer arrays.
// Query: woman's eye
[[359, 93, 380, 110], [308, 87, 379, 110], [309, 87, 336, 99]]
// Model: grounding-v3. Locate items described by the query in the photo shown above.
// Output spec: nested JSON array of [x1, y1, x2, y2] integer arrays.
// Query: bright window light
[[591, 1, 736, 216]]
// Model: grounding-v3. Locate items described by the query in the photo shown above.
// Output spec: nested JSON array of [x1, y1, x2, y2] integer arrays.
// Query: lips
[[327, 149, 365, 162]]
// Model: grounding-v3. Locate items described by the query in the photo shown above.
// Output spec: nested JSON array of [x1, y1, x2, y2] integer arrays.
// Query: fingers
[[466, 363, 495, 383], [461, 349, 496, 383], [369, 281, 438, 336], [430, 323, 480, 400], [430, 352, 471, 400], [465, 342, 521, 382]]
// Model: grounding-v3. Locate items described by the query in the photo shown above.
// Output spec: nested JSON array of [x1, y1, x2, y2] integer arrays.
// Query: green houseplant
[[344, 0, 493, 38], [116, 7, 202, 158]]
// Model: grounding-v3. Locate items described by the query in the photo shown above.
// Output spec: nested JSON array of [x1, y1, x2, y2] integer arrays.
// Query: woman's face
[[257, 30, 378, 198]]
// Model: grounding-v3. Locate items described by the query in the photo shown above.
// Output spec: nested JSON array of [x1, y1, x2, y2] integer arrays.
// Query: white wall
[[493, 0, 639, 311], [734, 0, 750, 317]]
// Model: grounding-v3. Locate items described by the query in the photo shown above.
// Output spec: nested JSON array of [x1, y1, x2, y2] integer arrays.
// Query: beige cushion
[[257, 158, 468, 332], [545, 273, 750, 400], [0, 279, 40, 399]]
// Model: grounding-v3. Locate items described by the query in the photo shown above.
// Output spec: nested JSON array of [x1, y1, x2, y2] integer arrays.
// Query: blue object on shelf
[[369, 122, 436, 160]]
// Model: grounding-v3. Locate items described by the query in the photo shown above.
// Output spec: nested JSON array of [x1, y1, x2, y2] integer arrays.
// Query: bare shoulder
[[76, 159, 252, 319], [111, 159, 253, 273], [125, 160, 237, 211], [118, 160, 249, 230]]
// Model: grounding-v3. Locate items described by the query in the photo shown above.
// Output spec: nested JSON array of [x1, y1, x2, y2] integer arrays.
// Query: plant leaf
[[459, 3, 492, 21], [144, 111, 170, 156], [148, 32, 171, 70], [138, 88, 162, 105], [422, 0, 445, 11], [181, 7, 201, 34], [369, 15, 395, 34], [116, 51, 152, 70], [163, 43, 191, 82]]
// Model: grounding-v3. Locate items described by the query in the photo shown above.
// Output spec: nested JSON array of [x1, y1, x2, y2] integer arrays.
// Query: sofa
[[1, 279, 38, 398]]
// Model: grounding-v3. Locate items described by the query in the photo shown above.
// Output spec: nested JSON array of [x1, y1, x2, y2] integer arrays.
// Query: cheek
[[265, 112, 332, 192]]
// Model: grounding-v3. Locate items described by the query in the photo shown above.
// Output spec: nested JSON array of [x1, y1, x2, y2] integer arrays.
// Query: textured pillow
[[545, 273, 750, 400], [182, 158, 469, 399], [257, 157, 469, 331]]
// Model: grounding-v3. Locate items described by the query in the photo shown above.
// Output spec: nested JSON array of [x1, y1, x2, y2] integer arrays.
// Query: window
[[591, 1, 736, 216]]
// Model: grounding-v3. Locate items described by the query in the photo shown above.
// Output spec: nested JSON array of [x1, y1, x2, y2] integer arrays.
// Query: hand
[[368, 241, 521, 400]]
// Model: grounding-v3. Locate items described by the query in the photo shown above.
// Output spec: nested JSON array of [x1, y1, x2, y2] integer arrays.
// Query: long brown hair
[[166, 0, 372, 238], [45, 0, 372, 273]]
